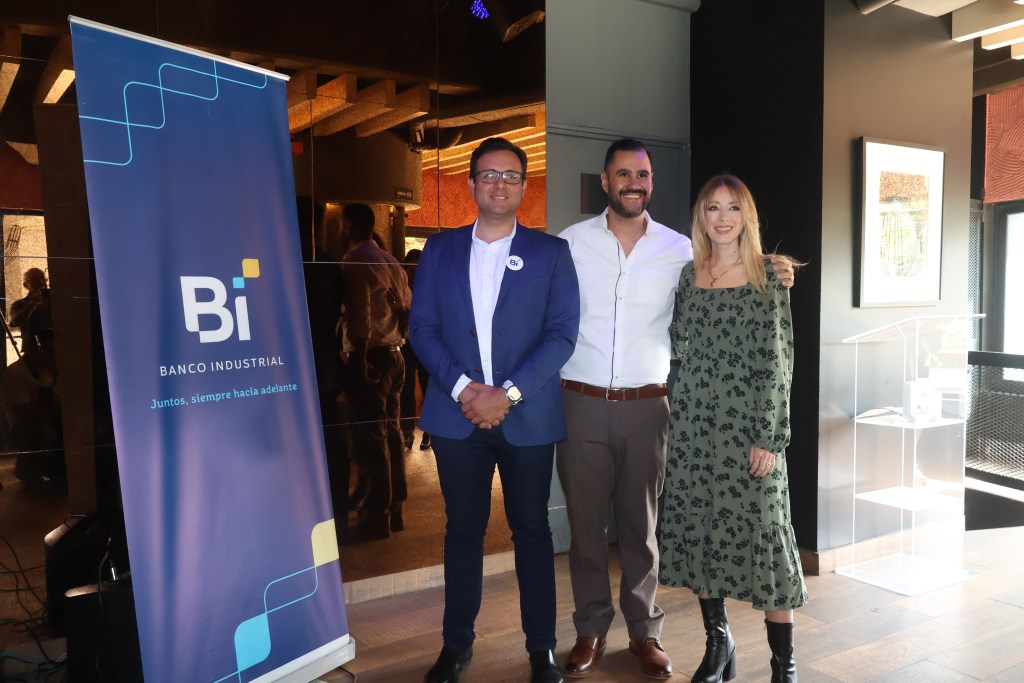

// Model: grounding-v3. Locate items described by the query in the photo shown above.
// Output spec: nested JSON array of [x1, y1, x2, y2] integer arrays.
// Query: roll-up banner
[[68, 17, 352, 683]]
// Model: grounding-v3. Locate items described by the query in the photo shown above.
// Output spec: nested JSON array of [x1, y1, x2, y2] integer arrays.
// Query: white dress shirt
[[340, 241, 412, 352], [558, 209, 693, 388], [450, 221, 517, 400]]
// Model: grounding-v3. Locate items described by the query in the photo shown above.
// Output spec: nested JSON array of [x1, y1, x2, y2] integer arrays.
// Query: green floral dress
[[659, 261, 807, 610]]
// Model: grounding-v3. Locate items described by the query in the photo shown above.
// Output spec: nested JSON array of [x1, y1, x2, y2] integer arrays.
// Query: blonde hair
[[690, 174, 768, 293]]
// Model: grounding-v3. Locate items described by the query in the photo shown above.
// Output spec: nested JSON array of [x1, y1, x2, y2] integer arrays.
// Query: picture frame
[[857, 138, 944, 307]]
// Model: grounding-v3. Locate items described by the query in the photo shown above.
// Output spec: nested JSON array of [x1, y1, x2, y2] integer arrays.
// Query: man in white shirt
[[556, 138, 792, 680], [340, 203, 412, 541]]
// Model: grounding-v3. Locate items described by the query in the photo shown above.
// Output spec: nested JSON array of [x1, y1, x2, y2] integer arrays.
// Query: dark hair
[[604, 138, 652, 170], [469, 137, 528, 178], [343, 203, 376, 242]]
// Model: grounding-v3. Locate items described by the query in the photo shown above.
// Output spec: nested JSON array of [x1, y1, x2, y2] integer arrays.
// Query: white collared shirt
[[450, 221, 517, 400], [558, 209, 693, 388]]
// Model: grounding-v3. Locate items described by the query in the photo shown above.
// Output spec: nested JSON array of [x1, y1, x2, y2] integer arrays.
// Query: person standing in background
[[339, 202, 411, 541], [10, 267, 53, 353], [400, 248, 432, 451]]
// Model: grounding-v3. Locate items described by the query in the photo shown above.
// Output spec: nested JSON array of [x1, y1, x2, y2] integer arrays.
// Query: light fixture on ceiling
[[470, 0, 489, 20], [981, 24, 1024, 49], [854, 0, 897, 13], [952, 0, 1024, 42]]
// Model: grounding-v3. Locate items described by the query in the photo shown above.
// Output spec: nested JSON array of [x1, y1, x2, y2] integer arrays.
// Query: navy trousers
[[432, 428, 557, 653]]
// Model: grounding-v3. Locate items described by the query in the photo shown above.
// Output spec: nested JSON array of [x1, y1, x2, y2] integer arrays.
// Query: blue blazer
[[409, 223, 580, 446]]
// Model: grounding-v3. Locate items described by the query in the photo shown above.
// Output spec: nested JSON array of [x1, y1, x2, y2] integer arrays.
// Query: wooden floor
[[338, 430, 513, 583], [332, 526, 1024, 683], [6, 451, 1024, 681]]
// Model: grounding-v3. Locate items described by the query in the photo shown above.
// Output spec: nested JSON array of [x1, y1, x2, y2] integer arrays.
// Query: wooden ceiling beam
[[420, 121, 543, 165], [313, 79, 396, 136], [445, 113, 539, 149], [433, 139, 545, 169], [286, 68, 318, 107], [450, 125, 545, 153], [228, 50, 264, 64], [34, 34, 73, 104], [288, 73, 358, 133], [355, 84, 430, 137], [429, 101, 545, 128], [0, 27, 21, 114], [420, 128, 546, 169]]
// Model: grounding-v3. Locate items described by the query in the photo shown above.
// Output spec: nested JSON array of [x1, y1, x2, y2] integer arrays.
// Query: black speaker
[[64, 581, 144, 682]]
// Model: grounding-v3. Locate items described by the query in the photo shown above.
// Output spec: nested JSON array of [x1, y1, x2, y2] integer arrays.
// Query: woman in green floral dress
[[659, 174, 806, 683]]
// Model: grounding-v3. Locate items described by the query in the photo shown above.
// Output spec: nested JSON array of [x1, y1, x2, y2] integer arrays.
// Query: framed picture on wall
[[858, 138, 944, 307]]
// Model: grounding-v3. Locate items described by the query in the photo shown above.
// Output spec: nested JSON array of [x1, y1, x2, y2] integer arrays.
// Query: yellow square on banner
[[242, 258, 260, 278], [311, 520, 340, 567]]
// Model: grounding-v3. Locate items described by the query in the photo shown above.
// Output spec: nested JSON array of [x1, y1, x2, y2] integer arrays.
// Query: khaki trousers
[[556, 387, 669, 640]]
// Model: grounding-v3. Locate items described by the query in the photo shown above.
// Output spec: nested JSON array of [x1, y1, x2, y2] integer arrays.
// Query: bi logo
[[180, 259, 260, 343]]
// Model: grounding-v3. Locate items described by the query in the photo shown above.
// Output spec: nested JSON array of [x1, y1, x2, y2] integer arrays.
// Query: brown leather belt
[[560, 379, 668, 401]]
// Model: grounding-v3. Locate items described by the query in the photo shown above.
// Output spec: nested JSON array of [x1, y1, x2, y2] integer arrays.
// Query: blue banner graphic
[[69, 18, 351, 683]]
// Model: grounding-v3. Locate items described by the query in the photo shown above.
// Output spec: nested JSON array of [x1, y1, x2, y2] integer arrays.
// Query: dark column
[[33, 103, 97, 513]]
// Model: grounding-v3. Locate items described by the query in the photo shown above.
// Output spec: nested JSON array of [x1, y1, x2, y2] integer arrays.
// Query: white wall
[[544, 0, 698, 550], [545, 0, 697, 237], [818, 1, 974, 549]]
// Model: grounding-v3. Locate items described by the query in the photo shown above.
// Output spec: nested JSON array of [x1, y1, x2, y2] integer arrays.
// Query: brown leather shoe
[[628, 637, 673, 679], [563, 636, 606, 678]]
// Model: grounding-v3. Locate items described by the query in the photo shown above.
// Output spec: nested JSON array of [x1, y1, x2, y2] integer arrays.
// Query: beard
[[608, 190, 649, 219]]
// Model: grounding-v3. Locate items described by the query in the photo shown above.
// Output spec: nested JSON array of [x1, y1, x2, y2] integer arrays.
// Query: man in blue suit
[[410, 137, 580, 683]]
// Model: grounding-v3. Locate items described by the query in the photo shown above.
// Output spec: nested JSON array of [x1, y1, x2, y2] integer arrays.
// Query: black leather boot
[[765, 620, 797, 683], [691, 598, 737, 683]]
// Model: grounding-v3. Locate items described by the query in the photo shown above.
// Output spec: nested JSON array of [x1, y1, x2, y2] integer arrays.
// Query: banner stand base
[[250, 634, 355, 683]]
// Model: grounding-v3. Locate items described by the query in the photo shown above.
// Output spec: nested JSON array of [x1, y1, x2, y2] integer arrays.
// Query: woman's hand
[[769, 255, 795, 287], [749, 446, 776, 478]]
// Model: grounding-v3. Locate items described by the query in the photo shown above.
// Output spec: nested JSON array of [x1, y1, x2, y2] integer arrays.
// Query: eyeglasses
[[474, 169, 524, 185]]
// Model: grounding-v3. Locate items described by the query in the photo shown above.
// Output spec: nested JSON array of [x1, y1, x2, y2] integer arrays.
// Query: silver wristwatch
[[503, 380, 523, 405]]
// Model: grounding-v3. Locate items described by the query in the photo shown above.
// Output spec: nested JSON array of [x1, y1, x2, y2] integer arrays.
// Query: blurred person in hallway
[[0, 329, 64, 487], [400, 248, 431, 451], [10, 267, 53, 354], [339, 202, 411, 541]]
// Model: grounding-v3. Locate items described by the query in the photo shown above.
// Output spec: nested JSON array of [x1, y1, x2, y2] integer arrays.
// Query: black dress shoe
[[340, 512, 390, 545], [424, 646, 472, 683], [529, 649, 564, 683], [420, 432, 432, 449]]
